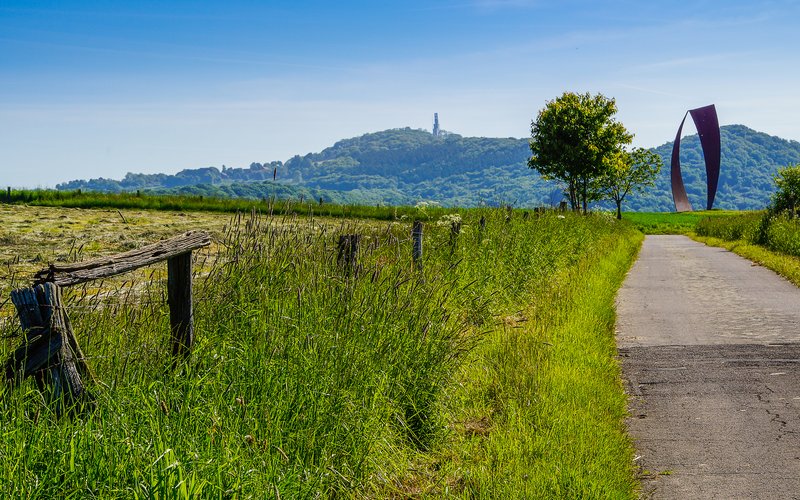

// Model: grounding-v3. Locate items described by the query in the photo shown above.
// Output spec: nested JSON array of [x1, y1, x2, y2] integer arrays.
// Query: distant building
[[432, 113, 441, 137]]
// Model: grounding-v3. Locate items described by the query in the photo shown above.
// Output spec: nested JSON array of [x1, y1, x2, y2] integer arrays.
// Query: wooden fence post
[[168, 252, 194, 360], [449, 220, 461, 253], [6, 283, 92, 413], [337, 234, 361, 271], [479, 216, 486, 232], [6, 186, 10, 202], [412, 221, 423, 269]]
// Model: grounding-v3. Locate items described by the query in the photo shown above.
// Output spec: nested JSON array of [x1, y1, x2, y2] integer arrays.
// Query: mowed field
[[0, 205, 230, 296], [0, 202, 642, 498]]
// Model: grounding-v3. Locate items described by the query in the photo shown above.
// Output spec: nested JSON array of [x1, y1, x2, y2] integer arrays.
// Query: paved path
[[617, 235, 800, 499]]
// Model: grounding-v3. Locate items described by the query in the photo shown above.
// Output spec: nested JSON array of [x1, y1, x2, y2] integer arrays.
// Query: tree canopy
[[528, 92, 632, 212], [600, 148, 663, 219], [772, 164, 800, 216]]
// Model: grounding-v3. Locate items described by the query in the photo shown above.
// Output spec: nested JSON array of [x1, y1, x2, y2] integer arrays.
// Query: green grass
[[419, 223, 643, 498], [0, 207, 639, 497], [622, 210, 743, 234]]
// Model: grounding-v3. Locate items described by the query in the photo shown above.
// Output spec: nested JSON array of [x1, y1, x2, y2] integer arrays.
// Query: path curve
[[617, 235, 800, 499]]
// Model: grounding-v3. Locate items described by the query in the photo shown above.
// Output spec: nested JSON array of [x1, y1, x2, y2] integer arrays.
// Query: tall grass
[[0, 207, 635, 497], [696, 211, 800, 258]]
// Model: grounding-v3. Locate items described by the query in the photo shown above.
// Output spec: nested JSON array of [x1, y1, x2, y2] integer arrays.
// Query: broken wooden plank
[[33, 230, 211, 287], [6, 283, 92, 413]]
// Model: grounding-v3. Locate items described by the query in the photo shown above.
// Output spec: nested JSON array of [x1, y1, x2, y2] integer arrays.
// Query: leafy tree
[[772, 164, 800, 217], [600, 148, 663, 219], [528, 92, 632, 212]]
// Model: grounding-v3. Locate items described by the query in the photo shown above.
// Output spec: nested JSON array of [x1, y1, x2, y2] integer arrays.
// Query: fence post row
[[412, 221, 423, 269]]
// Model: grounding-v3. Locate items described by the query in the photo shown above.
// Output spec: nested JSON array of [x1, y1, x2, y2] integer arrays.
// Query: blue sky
[[2, 0, 799, 187]]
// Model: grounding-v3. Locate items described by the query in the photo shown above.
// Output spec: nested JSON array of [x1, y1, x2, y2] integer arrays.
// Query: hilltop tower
[[432, 113, 441, 137]]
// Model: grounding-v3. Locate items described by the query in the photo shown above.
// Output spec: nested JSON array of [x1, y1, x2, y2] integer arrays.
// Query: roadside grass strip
[[424, 228, 643, 498]]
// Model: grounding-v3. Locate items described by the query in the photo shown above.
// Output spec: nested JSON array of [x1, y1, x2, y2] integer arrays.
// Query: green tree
[[773, 164, 800, 217], [600, 147, 663, 219], [528, 92, 632, 212]]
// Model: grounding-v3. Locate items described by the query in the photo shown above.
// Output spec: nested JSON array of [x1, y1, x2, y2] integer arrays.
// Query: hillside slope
[[630, 125, 800, 211]]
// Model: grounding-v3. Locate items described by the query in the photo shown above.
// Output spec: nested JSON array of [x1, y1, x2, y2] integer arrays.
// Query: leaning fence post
[[167, 252, 194, 360], [412, 221, 423, 269]]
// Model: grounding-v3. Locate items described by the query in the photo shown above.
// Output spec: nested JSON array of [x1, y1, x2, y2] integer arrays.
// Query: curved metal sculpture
[[671, 104, 721, 211]]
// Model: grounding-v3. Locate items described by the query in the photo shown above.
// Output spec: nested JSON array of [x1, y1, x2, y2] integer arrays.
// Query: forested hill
[[628, 124, 800, 211], [57, 125, 800, 211]]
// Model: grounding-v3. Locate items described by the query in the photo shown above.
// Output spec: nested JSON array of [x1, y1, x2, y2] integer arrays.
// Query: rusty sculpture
[[670, 104, 721, 212]]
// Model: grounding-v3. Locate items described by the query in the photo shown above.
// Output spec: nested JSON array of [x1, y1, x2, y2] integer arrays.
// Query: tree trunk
[[568, 180, 577, 211], [582, 179, 588, 214], [616, 200, 622, 220]]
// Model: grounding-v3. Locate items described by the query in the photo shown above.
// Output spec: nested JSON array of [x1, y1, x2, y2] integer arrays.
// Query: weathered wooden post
[[6, 186, 10, 202], [337, 234, 361, 272], [412, 221, 423, 269], [479, 216, 486, 232], [6, 283, 92, 413], [449, 220, 461, 253], [168, 252, 193, 359]]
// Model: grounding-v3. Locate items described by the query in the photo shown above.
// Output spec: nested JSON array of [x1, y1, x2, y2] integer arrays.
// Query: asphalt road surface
[[617, 235, 800, 499]]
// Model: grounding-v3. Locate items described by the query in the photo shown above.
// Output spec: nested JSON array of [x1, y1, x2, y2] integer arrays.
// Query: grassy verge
[[623, 210, 742, 235], [399, 223, 643, 497]]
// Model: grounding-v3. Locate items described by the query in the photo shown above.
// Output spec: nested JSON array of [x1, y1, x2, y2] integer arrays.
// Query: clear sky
[[2, 0, 799, 188]]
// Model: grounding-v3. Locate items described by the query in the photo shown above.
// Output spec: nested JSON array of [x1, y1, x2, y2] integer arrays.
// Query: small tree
[[773, 164, 800, 217], [528, 92, 632, 213], [600, 148, 663, 219]]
